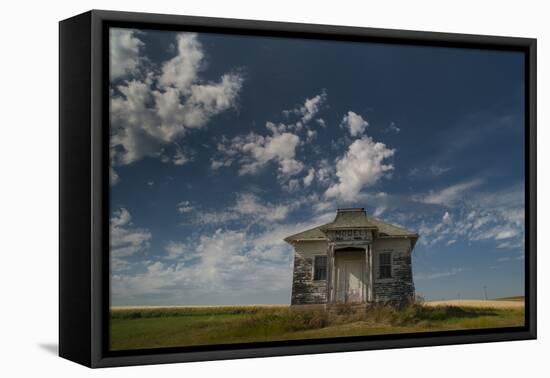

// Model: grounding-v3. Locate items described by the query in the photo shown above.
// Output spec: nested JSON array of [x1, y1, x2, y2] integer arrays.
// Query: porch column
[[326, 243, 335, 303], [368, 244, 374, 302], [364, 246, 369, 302]]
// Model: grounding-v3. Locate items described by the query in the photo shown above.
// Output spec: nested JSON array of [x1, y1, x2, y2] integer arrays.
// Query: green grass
[[110, 304, 524, 351]]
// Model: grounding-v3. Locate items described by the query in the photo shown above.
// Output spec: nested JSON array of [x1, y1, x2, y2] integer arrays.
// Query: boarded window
[[379, 252, 392, 279], [313, 256, 327, 281]]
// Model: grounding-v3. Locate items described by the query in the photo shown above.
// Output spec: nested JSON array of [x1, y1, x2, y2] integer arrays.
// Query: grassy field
[[110, 302, 524, 351], [494, 296, 525, 302]]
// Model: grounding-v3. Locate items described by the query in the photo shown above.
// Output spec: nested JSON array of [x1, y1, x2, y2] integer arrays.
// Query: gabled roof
[[283, 225, 328, 243], [284, 208, 418, 243]]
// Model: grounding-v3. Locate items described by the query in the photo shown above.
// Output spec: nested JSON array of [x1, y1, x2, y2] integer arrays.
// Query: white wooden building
[[284, 208, 419, 306]]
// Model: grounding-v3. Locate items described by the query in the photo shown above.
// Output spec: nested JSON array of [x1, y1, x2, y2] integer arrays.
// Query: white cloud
[[164, 241, 200, 261], [316, 159, 333, 185], [110, 208, 152, 267], [306, 129, 317, 142], [430, 165, 450, 176], [303, 168, 315, 187], [415, 267, 463, 281], [416, 179, 483, 206], [172, 147, 193, 166], [283, 91, 326, 125], [388, 122, 401, 133], [110, 167, 120, 186], [112, 228, 293, 305], [177, 201, 193, 213], [471, 225, 520, 241], [159, 33, 203, 92], [234, 193, 290, 221], [409, 165, 451, 178], [413, 183, 525, 248], [325, 136, 395, 202], [110, 32, 243, 168], [341, 111, 368, 137], [185, 192, 294, 226], [373, 206, 386, 217], [497, 239, 524, 249], [110, 29, 143, 80], [216, 124, 304, 178], [496, 255, 524, 262]]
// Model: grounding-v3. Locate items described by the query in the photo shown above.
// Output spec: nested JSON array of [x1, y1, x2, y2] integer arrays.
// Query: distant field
[[110, 302, 525, 351], [425, 299, 524, 309], [494, 296, 525, 302]]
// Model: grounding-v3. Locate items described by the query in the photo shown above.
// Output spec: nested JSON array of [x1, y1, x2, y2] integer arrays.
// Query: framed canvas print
[[59, 10, 536, 368]]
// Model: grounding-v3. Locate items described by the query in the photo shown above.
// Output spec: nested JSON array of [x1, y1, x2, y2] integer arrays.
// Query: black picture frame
[[59, 9, 537, 368]]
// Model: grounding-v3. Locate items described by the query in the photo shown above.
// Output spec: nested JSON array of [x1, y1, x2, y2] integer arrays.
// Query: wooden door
[[346, 261, 363, 303], [335, 255, 364, 303]]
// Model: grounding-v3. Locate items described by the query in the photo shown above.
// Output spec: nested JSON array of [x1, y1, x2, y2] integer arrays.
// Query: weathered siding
[[291, 238, 415, 306], [291, 241, 328, 305], [372, 238, 415, 304]]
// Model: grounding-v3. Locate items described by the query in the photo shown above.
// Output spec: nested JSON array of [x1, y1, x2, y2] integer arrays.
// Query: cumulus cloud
[[110, 208, 152, 270], [215, 123, 304, 178], [341, 111, 369, 137], [111, 208, 339, 305], [325, 136, 395, 202], [112, 228, 293, 305], [110, 32, 243, 167], [110, 29, 143, 80], [316, 159, 333, 185], [283, 91, 327, 125], [234, 193, 290, 221], [164, 241, 200, 261], [159, 33, 204, 91]]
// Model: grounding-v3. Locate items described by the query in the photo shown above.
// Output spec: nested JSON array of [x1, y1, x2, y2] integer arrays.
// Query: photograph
[[108, 26, 526, 351]]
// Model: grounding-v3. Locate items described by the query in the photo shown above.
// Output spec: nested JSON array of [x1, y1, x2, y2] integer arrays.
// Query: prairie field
[[110, 300, 524, 351]]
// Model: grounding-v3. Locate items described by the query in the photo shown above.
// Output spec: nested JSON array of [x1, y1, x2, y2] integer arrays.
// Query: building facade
[[284, 208, 418, 307]]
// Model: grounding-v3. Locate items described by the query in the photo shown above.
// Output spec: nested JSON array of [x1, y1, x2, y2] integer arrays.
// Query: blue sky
[[109, 28, 525, 306]]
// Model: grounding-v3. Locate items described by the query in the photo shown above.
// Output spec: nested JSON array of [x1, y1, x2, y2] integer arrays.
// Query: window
[[379, 252, 392, 279], [313, 256, 327, 281]]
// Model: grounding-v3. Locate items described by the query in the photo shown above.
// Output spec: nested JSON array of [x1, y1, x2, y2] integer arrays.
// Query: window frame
[[378, 252, 392, 279], [312, 255, 328, 281]]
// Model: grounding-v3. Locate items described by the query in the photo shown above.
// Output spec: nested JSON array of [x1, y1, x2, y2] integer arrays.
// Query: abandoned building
[[284, 208, 419, 307]]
